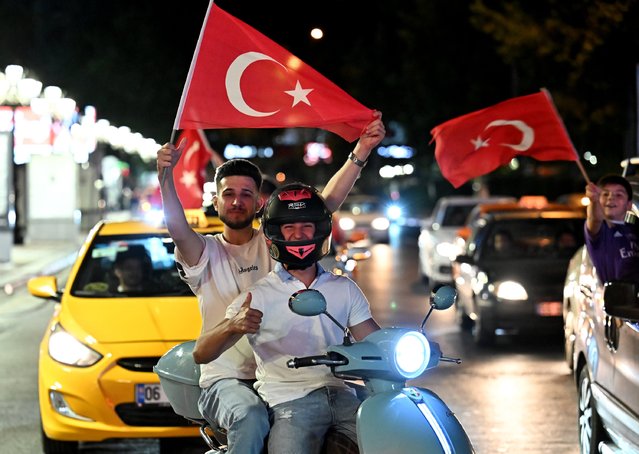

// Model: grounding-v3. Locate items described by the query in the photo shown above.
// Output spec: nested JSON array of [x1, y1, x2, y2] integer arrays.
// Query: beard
[[220, 211, 255, 230]]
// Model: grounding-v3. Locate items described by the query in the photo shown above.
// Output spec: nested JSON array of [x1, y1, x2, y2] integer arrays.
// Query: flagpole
[[160, 129, 179, 187], [540, 88, 591, 185]]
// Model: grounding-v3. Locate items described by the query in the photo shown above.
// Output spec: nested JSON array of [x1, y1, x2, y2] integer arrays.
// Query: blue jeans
[[267, 386, 361, 454], [198, 378, 269, 454]]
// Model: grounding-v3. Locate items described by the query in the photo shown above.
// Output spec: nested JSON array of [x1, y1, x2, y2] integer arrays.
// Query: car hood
[[60, 295, 201, 343], [424, 226, 460, 243]]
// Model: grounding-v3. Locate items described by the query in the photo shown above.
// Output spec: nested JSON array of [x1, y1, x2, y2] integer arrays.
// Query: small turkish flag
[[174, 2, 373, 142], [173, 129, 214, 209], [431, 91, 577, 188]]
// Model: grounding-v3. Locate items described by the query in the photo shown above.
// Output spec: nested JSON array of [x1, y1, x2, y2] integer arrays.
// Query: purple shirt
[[584, 221, 639, 283]]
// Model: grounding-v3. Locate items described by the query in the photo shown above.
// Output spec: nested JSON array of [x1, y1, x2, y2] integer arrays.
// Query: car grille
[[117, 357, 161, 372], [115, 403, 194, 427]]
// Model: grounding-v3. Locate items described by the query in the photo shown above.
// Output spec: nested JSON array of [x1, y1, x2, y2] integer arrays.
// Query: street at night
[[0, 228, 578, 453]]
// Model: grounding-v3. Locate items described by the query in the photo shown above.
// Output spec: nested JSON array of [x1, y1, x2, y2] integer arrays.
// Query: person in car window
[[112, 246, 153, 292], [193, 183, 380, 453], [585, 174, 639, 283], [156, 113, 385, 454], [492, 230, 513, 255]]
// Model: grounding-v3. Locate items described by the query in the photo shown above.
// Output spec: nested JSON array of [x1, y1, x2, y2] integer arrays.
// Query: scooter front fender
[[357, 387, 474, 454]]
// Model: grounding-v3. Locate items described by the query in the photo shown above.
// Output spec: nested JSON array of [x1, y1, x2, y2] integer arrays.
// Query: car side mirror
[[603, 281, 639, 321]]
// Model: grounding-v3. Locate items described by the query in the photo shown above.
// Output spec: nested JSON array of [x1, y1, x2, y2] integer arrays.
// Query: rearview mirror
[[288, 289, 327, 316], [603, 281, 639, 321]]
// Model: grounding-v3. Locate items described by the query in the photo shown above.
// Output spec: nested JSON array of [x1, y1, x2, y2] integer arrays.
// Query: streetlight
[[0, 64, 42, 259]]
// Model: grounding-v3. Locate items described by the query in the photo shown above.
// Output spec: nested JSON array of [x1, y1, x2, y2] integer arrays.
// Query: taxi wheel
[[578, 366, 607, 454], [41, 426, 78, 454]]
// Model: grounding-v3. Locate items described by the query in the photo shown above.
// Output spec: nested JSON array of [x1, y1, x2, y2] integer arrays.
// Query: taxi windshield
[[70, 234, 194, 298]]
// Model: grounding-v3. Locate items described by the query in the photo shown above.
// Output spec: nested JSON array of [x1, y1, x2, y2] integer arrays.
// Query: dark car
[[451, 207, 585, 345], [563, 246, 639, 453]]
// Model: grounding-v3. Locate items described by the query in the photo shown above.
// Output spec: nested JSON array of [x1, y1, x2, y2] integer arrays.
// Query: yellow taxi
[[27, 211, 223, 453]]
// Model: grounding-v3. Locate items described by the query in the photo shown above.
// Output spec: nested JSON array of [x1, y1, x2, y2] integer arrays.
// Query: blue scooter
[[286, 284, 474, 453], [155, 284, 474, 453]]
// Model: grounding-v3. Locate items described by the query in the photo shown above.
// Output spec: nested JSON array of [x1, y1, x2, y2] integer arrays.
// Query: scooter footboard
[[357, 387, 474, 454]]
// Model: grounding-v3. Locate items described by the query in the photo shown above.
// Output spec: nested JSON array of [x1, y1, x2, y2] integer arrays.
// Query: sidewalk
[[0, 238, 82, 295], [0, 212, 136, 296]]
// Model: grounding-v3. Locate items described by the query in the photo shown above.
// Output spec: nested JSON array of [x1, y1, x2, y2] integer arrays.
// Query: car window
[[341, 199, 381, 215], [442, 205, 475, 227], [481, 218, 584, 260], [70, 234, 194, 297]]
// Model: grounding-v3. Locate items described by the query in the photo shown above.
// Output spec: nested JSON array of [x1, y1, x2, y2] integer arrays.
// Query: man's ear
[[257, 195, 266, 212], [213, 194, 219, 211]]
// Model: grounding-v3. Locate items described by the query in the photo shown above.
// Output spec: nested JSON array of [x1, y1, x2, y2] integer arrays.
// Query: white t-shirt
[[226, 264, 373, 407], [176, 229, 274, 387]]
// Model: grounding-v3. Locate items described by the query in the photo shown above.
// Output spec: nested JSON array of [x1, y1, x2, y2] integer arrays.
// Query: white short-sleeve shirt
[[226, 263, 373, 407], [175, 229, 274, 387]]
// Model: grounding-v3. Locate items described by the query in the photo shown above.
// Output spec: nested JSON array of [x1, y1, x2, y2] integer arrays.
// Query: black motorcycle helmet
[[263, 182, 332, 269]]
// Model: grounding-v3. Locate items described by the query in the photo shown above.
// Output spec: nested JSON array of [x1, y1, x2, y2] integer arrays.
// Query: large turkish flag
[[431, 91, 578, 188], [174, 2, 374, 142]]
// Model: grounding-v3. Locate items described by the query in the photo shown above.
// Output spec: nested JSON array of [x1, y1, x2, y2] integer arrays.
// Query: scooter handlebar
[[286, 355, 348, 369]]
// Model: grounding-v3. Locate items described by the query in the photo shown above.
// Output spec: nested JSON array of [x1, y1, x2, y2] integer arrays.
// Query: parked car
[[417, 195, 515, 287], [563, 247, 639, 452], [452, 206, 585, 345], [27, 215, 224, 453], [335, 194, 392, 244]]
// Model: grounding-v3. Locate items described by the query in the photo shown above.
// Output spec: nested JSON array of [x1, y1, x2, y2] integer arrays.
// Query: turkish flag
[[174, 2, 373, 142], [173, 129, 214, 209], [431, 91, 577, 188]]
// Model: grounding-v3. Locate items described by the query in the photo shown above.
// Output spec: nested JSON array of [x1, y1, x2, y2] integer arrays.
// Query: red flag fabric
[[431, 91, 577, 188], [174, 2, 373, 142], [173, 129, 214, 209]]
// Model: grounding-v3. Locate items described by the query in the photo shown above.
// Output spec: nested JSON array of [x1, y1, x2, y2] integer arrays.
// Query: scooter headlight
[[394, 331, 430, 379]]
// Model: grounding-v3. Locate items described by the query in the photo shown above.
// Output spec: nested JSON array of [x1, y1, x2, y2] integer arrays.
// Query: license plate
[[135, 383, 169, 406], [535, 301, 562, 317]]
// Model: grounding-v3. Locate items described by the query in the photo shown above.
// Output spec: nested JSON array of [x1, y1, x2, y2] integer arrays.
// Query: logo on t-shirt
[[238, 265, 258, 274]]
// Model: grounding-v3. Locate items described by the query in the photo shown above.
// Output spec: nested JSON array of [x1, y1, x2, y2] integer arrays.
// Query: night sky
[[1, 0, 638, 184]]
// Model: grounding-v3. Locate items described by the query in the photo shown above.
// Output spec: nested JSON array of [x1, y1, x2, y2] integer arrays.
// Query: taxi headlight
[[48, 323, 102, 367], [394, 331, 430, 379], [495, 280, 528, 301]]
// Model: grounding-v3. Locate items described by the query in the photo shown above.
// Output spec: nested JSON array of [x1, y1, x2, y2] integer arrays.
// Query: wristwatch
[[348, 152, 368, 168]]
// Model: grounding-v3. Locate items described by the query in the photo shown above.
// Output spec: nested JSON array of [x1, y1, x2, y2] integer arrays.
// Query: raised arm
[[321, 111, 385, 213], [193, 293, 262, 364], [585, 182, 605, 236], [157, 140, 205, 266]]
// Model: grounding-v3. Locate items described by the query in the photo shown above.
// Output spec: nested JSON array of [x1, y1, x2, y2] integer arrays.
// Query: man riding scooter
[[193, 182, 381, 453]]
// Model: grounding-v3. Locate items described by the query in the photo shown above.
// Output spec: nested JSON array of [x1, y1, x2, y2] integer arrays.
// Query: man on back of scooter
[[193, 182, 381, 453]]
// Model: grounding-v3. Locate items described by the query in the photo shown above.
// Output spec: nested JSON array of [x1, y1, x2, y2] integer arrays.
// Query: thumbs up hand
[[230, 292, 263, 334]]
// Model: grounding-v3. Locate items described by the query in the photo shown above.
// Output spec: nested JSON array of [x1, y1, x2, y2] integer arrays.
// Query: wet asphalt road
[[0, 227, 578, 453]]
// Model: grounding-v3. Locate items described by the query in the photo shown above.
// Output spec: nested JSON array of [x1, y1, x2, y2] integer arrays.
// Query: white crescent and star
[[180, 141, 201, 190], [471, 119, 535, 152], [225, 51, 314, 117]]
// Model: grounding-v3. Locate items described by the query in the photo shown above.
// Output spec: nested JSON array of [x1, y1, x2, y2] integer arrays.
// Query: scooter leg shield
[[356, 387, 474, 454]]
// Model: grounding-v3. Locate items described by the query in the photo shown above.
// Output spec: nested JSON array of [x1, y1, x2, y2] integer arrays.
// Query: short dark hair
[[214, 159, 262, 191], [597, 174, 633, 200]]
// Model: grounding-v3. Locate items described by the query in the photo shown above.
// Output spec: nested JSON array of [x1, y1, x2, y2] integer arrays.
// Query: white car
[[418, 195, 514, 287], [335, 195, 392, 244]]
